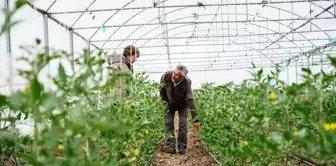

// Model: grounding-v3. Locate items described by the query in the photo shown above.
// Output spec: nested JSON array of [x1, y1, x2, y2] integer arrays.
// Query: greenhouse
[[0, 0, 336, 165]]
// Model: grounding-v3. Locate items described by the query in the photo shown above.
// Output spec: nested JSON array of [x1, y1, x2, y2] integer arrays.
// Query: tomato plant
[[195, 57, 336, 166], [0, 41, 166, 166]]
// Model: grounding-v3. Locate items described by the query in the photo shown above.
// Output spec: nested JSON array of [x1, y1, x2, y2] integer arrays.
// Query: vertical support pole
[[250, 30, 253, 65], [246, 0, 248, 21], [5, 0, 13, 93], [267, 20, 269, 57], [320, 49, 323, 70], [307, 55, 310, 70], [334, 0, 336, 18], [43, 14, 51, 91], [245, 36, 247, 63], [301, 52, 303, 66], [161, 1, 171, 69], [295, 59, 298, 84], [215, 13, 219, 59], [221, 0, 224, 51], [287, 64, 289, 85], [310, 2, 312, 31], [259, 26, 261, 59], [227, 0, 230, 44], [70, 29, 74, 71], [278, 8, 281, 48], [235, 0, 238, 35], [88, 41, 91, 52], [291, 3, 294, 40], [157, 0, 161, 23]]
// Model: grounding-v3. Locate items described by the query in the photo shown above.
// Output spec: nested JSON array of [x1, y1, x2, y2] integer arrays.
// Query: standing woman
[[107, 45, 140, 98]]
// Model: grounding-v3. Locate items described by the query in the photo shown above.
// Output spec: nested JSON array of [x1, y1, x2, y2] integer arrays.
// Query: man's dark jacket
[[160, 71, 198, 122]]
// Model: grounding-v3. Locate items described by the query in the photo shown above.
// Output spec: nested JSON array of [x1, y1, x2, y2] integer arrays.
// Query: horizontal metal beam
[[92, 29, 336, 42], [277, 36, 336, 64], [139, 59, 281, 66], [138, 62, 332, 74], [107, 38, 333, 50], [136, 51, 336, 62], [27, 2, 101, 51], [261, 3, 336, 51], [73, 17, 335, 29], [141, 59, 333, 69], [136, 51, 336, 66], [140, 62, 275, 70], [137, 54, 335, 66], [50, 0, 327, 14], [111, 46, 335, 57]]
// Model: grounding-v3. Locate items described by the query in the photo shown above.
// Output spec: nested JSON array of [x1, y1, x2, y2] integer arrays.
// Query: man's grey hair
[[176, 64, 188, 77]]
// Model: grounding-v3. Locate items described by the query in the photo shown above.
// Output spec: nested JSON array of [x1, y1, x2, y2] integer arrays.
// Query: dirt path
[[151, 112, 218, 166]]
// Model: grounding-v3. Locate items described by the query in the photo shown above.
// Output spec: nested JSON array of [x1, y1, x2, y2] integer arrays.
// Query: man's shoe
[[164, 147, 176, 154], [178, 149, 186, 155]]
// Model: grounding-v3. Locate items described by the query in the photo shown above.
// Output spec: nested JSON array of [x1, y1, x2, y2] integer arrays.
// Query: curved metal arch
[[118, 12, 295, 49], [71, 0, 98, 28], [266, 4, 331, 38], [138, 27, 287, 60], [88, 0, 137, 40], [108, 37, 333, 49], [311, 2, 335, 16], [137, 29, 285, 67], [133, 9, 329, 48], [137, 36, 278, 69], [135, 16, 307, 56], [137, 41, 275, 69], [114, 2, 332, 50], [100, 8, 148, 48], [131, 16, 307, 62], [112, 7, 189, 49]]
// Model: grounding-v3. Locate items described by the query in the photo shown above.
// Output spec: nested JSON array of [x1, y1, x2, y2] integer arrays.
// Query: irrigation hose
[[200, 140, 222, 165], [292, 156, 317, 166]]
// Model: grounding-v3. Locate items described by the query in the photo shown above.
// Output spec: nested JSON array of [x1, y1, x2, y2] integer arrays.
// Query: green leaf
[[58, 63, 67, 84], [296, 105, 310, 121], [283, 131, 292, 140], [8, 92, 23, 108], [328, 56, 336, 68], [0, 95, 7, 107], [30, 77, 44, 100], [257, 68, 263, 78], [35, 38, 41, 45], [0, 20, 21, 37], [15, 0, 29, 9], [302, 67, 312, 75]]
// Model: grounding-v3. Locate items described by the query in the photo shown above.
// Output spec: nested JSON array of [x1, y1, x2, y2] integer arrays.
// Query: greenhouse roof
[[28, 0, 336, 74]]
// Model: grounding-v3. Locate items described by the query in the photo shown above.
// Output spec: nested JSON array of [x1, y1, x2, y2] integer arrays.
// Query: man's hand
[[193, 121, 200, 131]]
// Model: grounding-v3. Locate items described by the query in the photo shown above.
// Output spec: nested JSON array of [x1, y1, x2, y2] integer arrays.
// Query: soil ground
[[151, 112, 218, 166]]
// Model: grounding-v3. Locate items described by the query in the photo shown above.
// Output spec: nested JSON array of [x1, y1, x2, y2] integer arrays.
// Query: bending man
[[159, 65, 200, 155]]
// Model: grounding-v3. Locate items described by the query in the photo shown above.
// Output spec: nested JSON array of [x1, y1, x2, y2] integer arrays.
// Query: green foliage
[[1, 42, 165, 166], [195, 61, 336, 165], [0, 0, 30, 36]]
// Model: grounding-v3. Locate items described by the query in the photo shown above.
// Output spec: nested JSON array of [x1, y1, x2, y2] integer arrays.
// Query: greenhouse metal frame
[[3, 0, 336, 84]]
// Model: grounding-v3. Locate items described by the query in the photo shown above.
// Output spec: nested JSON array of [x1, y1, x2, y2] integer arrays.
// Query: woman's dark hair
[[123, 45, 140, 58]]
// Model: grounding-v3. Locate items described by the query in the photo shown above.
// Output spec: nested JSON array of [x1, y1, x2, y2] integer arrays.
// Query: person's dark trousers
[[165, 108, 188, 153]]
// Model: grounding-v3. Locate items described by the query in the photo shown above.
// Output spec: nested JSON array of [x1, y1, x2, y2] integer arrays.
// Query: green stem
[[2, 109, 12, 130], [34, 122, 38, 156], [285, 103, 290, 166], [319, 75, 324, 124]]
